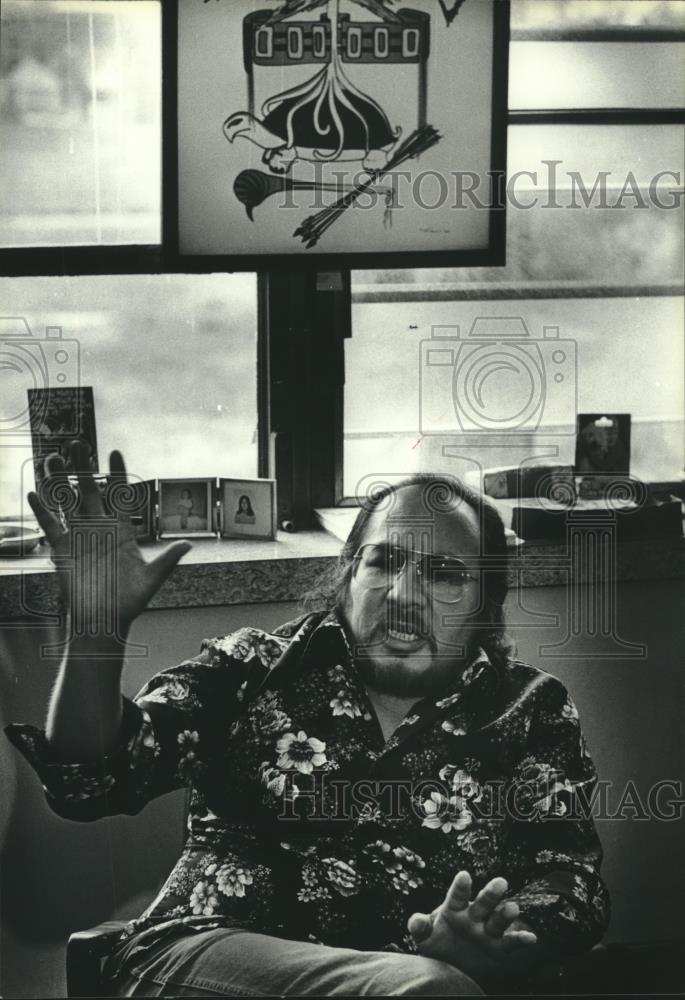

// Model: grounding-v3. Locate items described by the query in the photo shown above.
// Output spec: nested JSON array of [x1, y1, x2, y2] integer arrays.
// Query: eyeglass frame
[[350, 542, 480, 605]]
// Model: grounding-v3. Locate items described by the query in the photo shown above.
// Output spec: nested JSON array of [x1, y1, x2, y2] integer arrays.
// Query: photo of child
[[177, 488, 194, 529], [159, 480, 214, 536]]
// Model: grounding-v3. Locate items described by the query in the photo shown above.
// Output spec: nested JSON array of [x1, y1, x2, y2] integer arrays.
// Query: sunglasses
[[352, 543, 478, 605]]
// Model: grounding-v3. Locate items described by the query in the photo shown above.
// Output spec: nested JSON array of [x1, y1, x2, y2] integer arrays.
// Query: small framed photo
[[29, 386, 99, 490], [65, 476, 157, 543], [219, 478, 276, 540], [125, 479, 157, 543], [575, 414, 631, 476], [159, 478, 216, 538]]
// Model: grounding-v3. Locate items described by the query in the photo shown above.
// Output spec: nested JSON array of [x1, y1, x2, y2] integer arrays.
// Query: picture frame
[[172, 0, 509, 268], [28, 386, 99, 490], [64, 475, 157, 543], [158, 478, 216, 538], [575, 414, 632, 477], [125, 478, 157, 544], [219, 478, 277, 540]]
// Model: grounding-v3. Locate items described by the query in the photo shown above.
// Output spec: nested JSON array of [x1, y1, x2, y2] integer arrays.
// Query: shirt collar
[[259, 610, 498, 718], [315, 614, 499, 740]]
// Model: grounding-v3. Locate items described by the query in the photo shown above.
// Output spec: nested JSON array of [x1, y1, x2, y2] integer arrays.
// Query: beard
[[338, 601, 476, 699], [352, 643, 474, 698]]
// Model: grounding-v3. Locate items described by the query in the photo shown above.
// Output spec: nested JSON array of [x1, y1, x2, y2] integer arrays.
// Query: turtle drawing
[[223, 0, 402, 175]]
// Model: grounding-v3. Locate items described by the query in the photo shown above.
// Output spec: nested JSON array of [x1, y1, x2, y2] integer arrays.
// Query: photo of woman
[[220, 479, 276, 539], [234, 494, 255, 525]]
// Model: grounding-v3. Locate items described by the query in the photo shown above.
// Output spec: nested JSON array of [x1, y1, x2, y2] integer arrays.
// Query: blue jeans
[[104, 927, 485, 996]]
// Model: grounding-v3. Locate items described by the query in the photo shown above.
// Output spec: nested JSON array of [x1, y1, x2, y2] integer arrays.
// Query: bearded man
[[7, 445, 609, 996]]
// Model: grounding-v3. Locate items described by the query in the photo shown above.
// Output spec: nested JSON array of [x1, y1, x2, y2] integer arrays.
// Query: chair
[[65, 790, 192, 997], [66, 921, 129, 998]]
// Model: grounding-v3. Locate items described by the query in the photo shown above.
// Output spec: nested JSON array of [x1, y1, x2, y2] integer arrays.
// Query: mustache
[[385, 603, 431, 638]]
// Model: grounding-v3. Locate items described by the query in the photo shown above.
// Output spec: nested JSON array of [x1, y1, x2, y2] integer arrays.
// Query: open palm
[[28, 443, 191, 639]]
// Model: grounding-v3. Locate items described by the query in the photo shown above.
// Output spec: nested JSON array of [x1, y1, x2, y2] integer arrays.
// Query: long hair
[[303, 473, 514, 669], [236, 494, 255, 516]]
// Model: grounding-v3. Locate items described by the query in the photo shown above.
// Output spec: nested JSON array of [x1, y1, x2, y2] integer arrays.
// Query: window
[[341, 1, 685, 500], [511, 0, 685, 37], [0, 0, 161, 248], [2, 0, 683, 525], [350, 125, 683, 290], [344, 296, 684, 496], [0, 273, 258, 519], [509, 43, 684, 109], [509, 0, 685, 110]]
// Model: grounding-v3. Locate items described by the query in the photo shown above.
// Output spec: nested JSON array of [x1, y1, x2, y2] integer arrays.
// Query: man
[[6, 445, 609, 996]]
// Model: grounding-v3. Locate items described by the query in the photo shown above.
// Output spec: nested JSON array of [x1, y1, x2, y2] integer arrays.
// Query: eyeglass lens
[[355, 544, 474, 604]]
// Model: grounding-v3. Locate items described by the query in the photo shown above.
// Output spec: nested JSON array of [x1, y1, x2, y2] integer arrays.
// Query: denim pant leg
[[107, 927, 485, 997]]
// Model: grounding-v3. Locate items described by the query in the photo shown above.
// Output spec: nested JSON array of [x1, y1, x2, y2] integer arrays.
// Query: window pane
[[510, 42, 685, 109], [352, 125, 684, 290], [512, 0, 685, 38], [0, 274, 258, 518], [344, 297, 684, 496], [0, 0, 161, 248]]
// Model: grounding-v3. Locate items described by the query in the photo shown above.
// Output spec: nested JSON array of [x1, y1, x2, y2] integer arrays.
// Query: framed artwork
[[28, 386, 98, 490], [158, 478, 216, 538], [219, 478, 277, 540], [173, 0, 509, 267]]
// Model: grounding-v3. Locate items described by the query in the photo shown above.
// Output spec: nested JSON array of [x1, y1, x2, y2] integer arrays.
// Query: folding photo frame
[[126, 478, 157, 543], [172, 0, 509, 268], [158, 477, 217, 538], [64, 475, 157, 543], [219, 478, 277, 540]]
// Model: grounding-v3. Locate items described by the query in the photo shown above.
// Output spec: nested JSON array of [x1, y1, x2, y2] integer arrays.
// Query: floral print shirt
[[6, 611, 609, 973]]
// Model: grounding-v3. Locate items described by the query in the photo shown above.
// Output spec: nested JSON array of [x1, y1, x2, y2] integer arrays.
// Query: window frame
[[1, 4, 683, 520], [335, 102, 685, 504]]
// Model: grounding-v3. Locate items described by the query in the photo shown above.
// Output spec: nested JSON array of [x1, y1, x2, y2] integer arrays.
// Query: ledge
[[315, 506, 685, 586], [1, 520, 683, 621], [0, 530, 341, 620], [508, 535, 685, 587]]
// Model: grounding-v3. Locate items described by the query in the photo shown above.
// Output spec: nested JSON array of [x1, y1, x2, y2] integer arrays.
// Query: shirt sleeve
[[498, 675, 611, 956], [4, 627, 284, 822]]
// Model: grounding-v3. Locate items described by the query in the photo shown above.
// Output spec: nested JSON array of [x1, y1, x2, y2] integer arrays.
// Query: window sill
[[0, 530, 341, 620], [314, 508, 685, 588], [1, 519, 683, 621]]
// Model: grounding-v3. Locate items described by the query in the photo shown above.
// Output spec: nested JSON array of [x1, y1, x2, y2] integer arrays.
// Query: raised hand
[[408, 871, 538, 983], [28, 442, 191, 641]]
